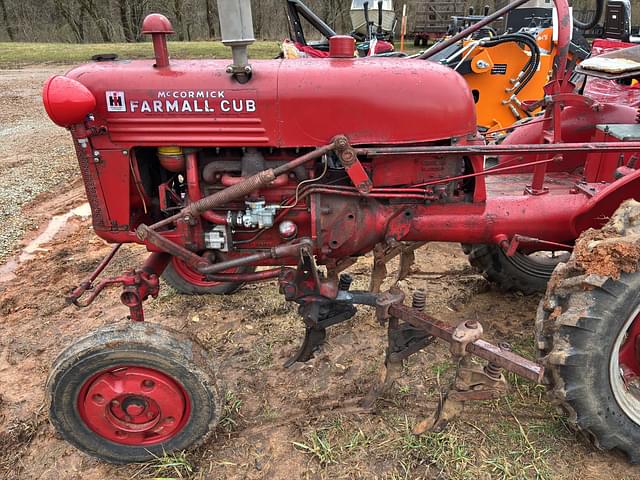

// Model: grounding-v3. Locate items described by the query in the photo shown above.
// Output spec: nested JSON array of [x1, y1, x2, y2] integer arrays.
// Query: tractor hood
[[52, 56, 476, 149]]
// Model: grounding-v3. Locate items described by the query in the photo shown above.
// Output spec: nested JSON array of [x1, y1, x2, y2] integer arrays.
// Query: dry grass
[[0, 41, 281, 68]]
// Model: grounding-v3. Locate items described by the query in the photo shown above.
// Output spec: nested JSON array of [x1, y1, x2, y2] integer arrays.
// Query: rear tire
[[46, 322, 223, 463], [466, 244, 569, 294], [537, 200, 640, 462], [537, 269, 640, 462]]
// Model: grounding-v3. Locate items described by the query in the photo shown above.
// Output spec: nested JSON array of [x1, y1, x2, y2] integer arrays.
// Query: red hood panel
[[67, 57, 476, 148]]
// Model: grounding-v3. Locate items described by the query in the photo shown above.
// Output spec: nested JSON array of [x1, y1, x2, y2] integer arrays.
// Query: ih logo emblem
[[106, 91, 126, 112]]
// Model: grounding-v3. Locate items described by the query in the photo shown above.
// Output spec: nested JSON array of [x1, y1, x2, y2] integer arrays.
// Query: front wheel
[[163, 252, 254, 295], [537, 200, 640, 462], [46, 322, 223, 463]]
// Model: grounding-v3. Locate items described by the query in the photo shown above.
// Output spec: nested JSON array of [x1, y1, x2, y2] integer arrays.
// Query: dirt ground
[[1, 67, 640, 480]]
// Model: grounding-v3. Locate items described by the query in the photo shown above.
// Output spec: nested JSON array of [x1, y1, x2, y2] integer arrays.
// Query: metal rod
[[149, 142, 335, 231], [185, 151, 227, 225], [390, 303, 544, 382], [66, 243, 122, 304], [356, 141, 640, 157], [205, 268, 282, 282], [199, 238, 313, 274], [136, 224, 209, 270]]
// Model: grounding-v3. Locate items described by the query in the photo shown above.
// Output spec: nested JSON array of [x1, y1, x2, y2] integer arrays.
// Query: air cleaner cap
[[329, 35, 356, 58], [141, 13, 175, 34]]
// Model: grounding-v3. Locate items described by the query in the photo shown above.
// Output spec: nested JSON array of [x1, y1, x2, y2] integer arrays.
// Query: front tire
[[46, 322, 223, 463], [163, 254, 253, 295]]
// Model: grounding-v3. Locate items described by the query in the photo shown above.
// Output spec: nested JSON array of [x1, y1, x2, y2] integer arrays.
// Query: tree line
[[0, 0, 611, 43], [0, 0, 355, 42]]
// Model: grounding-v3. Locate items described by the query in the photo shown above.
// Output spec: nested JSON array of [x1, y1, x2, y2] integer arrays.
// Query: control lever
[[363, 1, 372, 41]]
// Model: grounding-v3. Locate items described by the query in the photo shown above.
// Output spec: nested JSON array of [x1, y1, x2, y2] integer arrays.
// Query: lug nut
[[142, 379, 155, 390]]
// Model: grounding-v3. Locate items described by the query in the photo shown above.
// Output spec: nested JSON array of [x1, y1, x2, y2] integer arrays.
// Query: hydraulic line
[[479, 32, 540, 96], [573, 0, 605, 31]]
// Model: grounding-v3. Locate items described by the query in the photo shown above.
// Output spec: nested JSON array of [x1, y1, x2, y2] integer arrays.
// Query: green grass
[[133, 450, 193, 479], [0, 41, 281, 68], [293, 429, 339, 466], [0, 40, 425, 68], [219, 391, 243, 432]]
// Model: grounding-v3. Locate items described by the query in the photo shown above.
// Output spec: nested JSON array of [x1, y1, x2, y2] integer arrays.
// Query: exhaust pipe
[[217, 0, 255, 82]]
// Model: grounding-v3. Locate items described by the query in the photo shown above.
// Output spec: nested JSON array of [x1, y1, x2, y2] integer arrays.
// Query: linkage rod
[[390, 303, 544, 382]]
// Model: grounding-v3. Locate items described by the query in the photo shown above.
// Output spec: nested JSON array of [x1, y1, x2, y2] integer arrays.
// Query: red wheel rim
[[77, 366, 191, 446], [171, 256, 240, 288], [619, 311, 640, 383]]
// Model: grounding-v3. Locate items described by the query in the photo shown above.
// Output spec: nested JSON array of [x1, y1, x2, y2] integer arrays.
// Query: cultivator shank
[[278, 253, 542, 432]]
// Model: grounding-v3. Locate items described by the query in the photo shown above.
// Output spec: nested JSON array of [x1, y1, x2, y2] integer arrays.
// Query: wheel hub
[[78, 366, 190, 445], [618, 312, 640, 391]]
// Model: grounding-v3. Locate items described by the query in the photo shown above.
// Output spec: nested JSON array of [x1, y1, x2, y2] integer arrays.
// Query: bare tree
[[205, 0, 216, 38], [173, 0, 185, 40], [129, 0, 148, 41], [118, 0, 135, 42], [80, 0, 113, 42], [54, 0, 88, 42], [0, 0, 14, 41]]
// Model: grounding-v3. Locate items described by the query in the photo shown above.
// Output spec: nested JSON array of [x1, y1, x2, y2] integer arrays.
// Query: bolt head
[[278, 221, 297, 239]]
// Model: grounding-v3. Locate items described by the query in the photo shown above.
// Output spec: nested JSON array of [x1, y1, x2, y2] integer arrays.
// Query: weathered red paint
[[42, 0, 640, 314]]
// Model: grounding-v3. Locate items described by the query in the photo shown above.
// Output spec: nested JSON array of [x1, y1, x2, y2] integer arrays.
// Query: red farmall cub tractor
[[42, 0, 640, 464]]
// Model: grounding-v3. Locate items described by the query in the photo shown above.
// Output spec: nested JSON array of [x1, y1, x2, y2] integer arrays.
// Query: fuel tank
[[63, 57, 476, 149]]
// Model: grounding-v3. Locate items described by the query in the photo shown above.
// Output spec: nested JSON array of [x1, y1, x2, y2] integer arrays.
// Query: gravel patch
[[0, 67, 77, 262], [0, 144, 76, 261]]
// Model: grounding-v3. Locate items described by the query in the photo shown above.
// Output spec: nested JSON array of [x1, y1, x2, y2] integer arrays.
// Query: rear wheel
[[163, 252, 253, 295], [466, 244, 569, 294], [537, 201, 640, 462], [46, 322, 223, 463]]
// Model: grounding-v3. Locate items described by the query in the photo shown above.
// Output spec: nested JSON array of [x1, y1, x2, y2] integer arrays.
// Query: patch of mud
[[0, 203, 90, 282], [572, 199, 640, 278]]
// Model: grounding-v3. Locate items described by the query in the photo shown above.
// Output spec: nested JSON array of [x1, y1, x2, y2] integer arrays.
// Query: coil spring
[[484, 342, 511, 379], [412, 289, 427, 311], [338, 273, 353, 291]]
